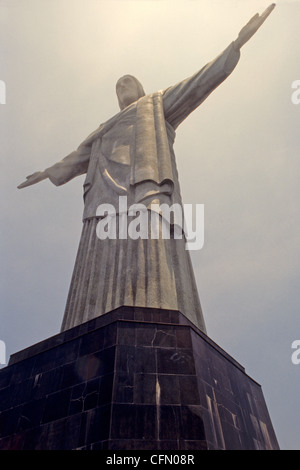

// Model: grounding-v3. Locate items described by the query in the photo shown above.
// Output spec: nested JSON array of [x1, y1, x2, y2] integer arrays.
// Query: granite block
[[0, 307, 279, 450]]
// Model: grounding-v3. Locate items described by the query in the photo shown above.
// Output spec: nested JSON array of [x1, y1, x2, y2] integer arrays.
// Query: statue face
[[116, 75, 144, 110]]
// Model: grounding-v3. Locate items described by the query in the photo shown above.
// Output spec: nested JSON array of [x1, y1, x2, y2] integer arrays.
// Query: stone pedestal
[[0, 307, 279, 450]]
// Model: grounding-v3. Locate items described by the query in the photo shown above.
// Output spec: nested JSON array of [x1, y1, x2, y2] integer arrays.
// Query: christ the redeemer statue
[[18, 5, 275, 333]]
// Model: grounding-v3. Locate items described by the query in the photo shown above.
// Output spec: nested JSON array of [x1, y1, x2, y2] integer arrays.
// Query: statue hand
[[234, 4, 276, 50], [17, 171, 47, 189]]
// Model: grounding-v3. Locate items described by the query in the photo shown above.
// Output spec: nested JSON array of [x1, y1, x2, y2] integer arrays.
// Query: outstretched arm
[[17, 121, 107, 190], [163, 4, 276, 129], [17, 147, 91, 189]]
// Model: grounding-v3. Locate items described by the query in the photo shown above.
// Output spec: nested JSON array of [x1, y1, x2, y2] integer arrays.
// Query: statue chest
[[101, 112, 135, 165]]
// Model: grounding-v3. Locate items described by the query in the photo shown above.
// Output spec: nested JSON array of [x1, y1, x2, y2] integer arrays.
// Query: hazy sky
[[1, 0, 299, 450]]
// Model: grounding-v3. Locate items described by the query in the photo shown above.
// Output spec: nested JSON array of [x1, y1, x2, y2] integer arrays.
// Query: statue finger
[[26, 172, 39, 179], [17, 180, 30, 189], [263, 3, 276, 17], [259, 4, 276, 22], [247, 13, 259, 25]]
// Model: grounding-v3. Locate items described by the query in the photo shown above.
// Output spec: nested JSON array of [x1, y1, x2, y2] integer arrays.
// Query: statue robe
[[46, 43, 240, 332]]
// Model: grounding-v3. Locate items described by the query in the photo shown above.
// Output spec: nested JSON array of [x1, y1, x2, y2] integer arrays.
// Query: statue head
[[116, 75, 145, 110]]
